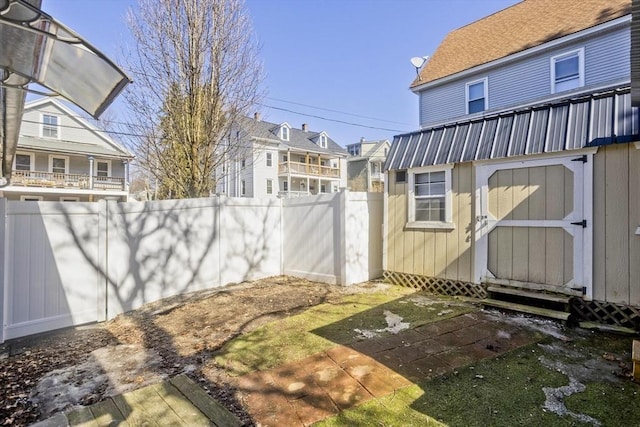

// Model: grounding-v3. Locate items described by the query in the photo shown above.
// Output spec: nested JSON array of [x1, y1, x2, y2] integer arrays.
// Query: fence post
[[0, 198, 6, 343]]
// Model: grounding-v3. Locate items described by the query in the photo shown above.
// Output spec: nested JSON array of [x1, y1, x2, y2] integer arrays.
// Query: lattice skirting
[[570, 299, 640, 331], [383, 271, 487, 300]]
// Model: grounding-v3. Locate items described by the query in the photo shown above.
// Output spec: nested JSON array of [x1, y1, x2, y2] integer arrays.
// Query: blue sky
[[43, 0, 518, 147]]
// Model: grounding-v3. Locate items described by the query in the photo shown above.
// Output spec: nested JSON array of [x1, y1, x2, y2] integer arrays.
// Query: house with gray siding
[[217, 114, 347, 198], [346, 138, 390, 192], [0, 98, 132, 202], [385, 0, 640, 330]]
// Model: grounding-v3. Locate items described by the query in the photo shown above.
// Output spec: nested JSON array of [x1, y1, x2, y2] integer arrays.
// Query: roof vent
[[254, 112, 261, 121], [302, 123, 308, 132]]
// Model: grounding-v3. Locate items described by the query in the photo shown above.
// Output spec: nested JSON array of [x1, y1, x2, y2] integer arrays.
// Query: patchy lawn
[[1, 276, 638, 427]]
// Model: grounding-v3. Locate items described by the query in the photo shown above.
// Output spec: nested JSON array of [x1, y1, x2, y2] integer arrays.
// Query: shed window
[[407, 166, 453, 229], [466, 79, 487, 114], [551, 48, 584, 93], [395, 170, 406, 183]]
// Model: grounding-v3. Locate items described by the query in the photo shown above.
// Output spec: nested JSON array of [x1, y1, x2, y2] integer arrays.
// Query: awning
[[386, 86, 640, 171], [1, 0, 132, 185]]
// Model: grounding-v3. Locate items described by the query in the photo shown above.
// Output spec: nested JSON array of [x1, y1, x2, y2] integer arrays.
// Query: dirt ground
[[0, 276, 362, 426]]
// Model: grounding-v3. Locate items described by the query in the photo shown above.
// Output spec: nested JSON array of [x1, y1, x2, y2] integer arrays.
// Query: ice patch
[[354, 310, 410, 339]]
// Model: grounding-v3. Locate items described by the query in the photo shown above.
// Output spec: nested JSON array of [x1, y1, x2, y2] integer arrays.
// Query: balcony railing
[[11, 170, 126, 191], [278, 161, 340, 178]]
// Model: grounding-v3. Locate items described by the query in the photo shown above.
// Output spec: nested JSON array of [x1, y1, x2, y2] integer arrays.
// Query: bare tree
[[123, 0, 263, 199]]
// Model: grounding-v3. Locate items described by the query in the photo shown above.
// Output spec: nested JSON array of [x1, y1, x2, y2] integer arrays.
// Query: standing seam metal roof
[[385, 86, 639, 171]]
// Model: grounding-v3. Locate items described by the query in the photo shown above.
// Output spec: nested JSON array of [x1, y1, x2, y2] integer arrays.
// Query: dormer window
[[42, 114, 59, 138], [551, 48, 584, 93], [280, 126, 290, 141], [466, 78, 487, 114], [319, 134, 327, 148]]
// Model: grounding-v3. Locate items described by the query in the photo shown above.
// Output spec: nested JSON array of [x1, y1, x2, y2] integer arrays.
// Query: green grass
[[213, 287, 473, 376]]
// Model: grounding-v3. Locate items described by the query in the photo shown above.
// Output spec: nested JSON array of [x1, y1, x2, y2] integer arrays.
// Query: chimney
[[254, 112, 261, 121], [302, 123, 308, 132], [360, 137, 365, 143]]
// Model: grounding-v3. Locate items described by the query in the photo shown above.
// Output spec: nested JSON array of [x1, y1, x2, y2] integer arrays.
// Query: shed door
[[475, 155, 590, 294]]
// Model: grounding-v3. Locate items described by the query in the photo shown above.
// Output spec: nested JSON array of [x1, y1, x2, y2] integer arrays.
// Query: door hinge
[[571, 219, 587, 228], [571, 155, 587, 163]]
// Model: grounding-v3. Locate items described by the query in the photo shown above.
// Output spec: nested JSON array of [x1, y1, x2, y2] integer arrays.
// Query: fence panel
[[3, 201, 102, 340]]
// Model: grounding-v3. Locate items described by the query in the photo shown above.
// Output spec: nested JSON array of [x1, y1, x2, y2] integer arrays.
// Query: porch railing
[[278, 161, 340, 178], [11, 170, 125, 191]]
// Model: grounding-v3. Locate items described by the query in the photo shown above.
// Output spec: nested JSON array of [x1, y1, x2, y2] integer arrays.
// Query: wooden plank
[[528, 166, 546, 220], [423, 231, 436, 277], [89, 398, 130, 427], [481, 298, 570, 321], [496, 226, 513, 280], [604, 144, 630, 303], [563, 164, 574, 218], [121, 383, 186, 426], [487, 286, 570, 303], [497, 169, 513, 220], [111, 393, 161, 427], [386, 194, 395, 271], [457, 163, 473, 282], [545, 165, 565, 220], [629, 146, 640, 306], [152, 382, 213, 426], [394, 193, 406, 273], [593, 147, 607, 301], [413, 228, 425, 275], [485, 278, 583, 296], [488, 170, 499, 219], [434, 230, 447, 278], [511, 168, 529, 220], [528, 228, 546, 284], [511, 227, 529, 282], [67, 404, 99, 427], [170, 375, 241, 427], [403, 228, 414, 274], [545, 228, 565, 287], [446, 166, 459, 280], [488, 229, 498, 278], [564, 230, 574, 285]]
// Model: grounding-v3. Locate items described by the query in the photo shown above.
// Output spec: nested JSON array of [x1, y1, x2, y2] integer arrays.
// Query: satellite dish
[[410, 56, 429, 69]]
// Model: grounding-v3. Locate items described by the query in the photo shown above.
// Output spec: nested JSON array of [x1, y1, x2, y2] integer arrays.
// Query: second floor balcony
[[11, 170, 126, 191], [278, 161, 340, 179]]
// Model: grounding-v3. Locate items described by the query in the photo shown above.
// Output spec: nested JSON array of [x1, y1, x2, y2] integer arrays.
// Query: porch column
[[306, 176, 310, 195], [88, 156, 94, 189], [123, 160, 130, 192]]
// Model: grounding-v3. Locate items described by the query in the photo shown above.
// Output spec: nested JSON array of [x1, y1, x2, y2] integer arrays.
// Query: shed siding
[[419, 25, 630, 127], [593, 143, 640, 305], [386, 163, 473, 281]]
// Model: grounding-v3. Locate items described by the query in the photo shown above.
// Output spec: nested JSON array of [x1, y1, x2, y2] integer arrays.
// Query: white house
[[217, 114, 348, 198], [0, 98, 133, 202], [346, 138, 390, 192]]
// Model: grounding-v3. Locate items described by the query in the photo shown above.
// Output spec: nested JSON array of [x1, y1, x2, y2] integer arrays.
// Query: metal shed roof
[[386, 87, 639, 171]]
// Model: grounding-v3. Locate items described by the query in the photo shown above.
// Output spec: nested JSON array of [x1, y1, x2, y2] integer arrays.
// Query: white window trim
[[20, 195, 43, 201], [281, 126, 290, 141], [266, 152, 273, 167], [319, 134, 328, 148], [465, 77, 488, 115], [407, 164, 454, 229], [550, 47, 585, 94], [14, 151, 35, 171], [41, 113, 60, 139], [48, 155, 69, 174], [60, 197, 80, 202], [266, 179, 273, 194], [96, 160, 112, 177]]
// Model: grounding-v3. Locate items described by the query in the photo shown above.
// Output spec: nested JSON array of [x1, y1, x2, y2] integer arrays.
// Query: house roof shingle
[[412, 0, 631, 88], [242, 118, 348, 157]]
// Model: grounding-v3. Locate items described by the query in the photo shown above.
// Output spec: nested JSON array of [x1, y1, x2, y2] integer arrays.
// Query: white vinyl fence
[[0, 190, 382, 342]]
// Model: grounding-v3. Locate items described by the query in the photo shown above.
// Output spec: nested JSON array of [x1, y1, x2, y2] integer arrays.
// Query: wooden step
[[481, 298, 571, 321], [487, 286, 571, 304], [484, 278, 583, 297]]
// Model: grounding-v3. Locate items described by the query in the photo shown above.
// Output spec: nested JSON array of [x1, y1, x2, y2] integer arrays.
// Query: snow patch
[[354, 310, 410, 339]]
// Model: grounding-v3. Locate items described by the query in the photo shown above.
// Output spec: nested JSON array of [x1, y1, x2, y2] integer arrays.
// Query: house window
[[551, 48, 584, 93], [241, 158, 246, 168], [96, 161, 110, 177], [20, 196, 43, 201], [266, 152, 273, 167], [466, 78, 487, 114], [281, 126, 289, 141], [283, 154, 288, 162], [266, 179, 273, 194], [320, 135, 327, 148], [407, 166, 453, 228], [396, 170, 406, 183], [42, 114, 59, 138], [283, 181, 288, 191], [321, 183, 327, 193], [15, 153, 33, 171], [241, 180, 246, 196], [348, 145, 360, 156], [60, 197, 80, 202], [49, 155, 68, 174]]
